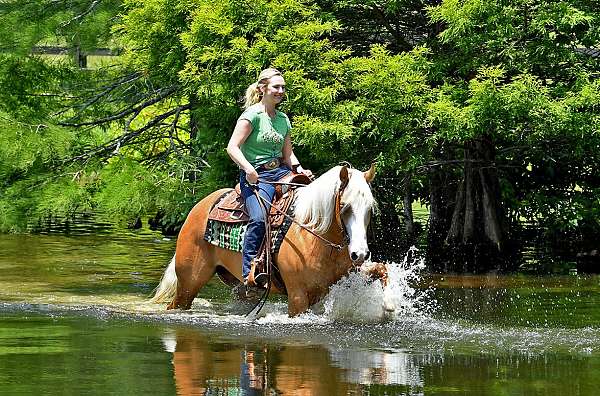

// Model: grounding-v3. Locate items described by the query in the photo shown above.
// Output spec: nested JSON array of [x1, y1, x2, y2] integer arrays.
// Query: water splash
[[382, 247, 436, 317], [322, 247, 434, 322]]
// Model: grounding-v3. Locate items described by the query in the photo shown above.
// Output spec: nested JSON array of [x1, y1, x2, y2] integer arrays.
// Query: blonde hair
[[243, 68, 282, 109]]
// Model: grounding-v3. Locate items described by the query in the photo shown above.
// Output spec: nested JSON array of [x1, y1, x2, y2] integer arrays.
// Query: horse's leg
[[166, 189, 230, 310], [168, 238, 216, 310], [287, 288, 310, 317]]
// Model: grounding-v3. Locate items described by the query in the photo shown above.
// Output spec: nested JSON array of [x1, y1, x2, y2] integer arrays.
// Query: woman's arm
[[282, 134, 296, 169], [227, 120, 259, 184], [282, 134, 313, 177]]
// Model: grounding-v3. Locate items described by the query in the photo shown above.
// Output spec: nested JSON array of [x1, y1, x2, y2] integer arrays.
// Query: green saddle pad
[[203, 204, 295, 254]]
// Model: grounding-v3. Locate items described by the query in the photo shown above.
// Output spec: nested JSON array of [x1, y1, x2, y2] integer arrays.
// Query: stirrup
[[243, 273, 268, 289], [253, 272, 268, 288]]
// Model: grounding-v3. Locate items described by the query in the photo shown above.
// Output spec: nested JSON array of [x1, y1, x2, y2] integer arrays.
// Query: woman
[[226, 68, 312, 287]]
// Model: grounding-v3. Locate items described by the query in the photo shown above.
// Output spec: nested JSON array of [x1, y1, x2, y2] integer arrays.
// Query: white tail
[[150, 255, 177, 304]]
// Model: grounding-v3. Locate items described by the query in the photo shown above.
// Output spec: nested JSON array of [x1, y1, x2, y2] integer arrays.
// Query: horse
[[152, 164, 383, 316]]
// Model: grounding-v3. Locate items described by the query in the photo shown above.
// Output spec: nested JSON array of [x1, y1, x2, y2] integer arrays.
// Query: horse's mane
[[294, 166, 375, 234]]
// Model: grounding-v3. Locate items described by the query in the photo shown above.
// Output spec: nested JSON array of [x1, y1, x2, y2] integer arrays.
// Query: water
[[1, 229, 600, 395]]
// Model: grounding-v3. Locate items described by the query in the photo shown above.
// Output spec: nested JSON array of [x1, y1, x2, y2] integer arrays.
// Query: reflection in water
[[158, 324, 600, 396], [327, 348, 439, 388], [162, 328, 352, 395], [161, 328, 446, 395], [3, 307, 600, 396]]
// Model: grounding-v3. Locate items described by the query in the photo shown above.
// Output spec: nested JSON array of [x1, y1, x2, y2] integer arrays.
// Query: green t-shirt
[[238, 104, 291, 167]]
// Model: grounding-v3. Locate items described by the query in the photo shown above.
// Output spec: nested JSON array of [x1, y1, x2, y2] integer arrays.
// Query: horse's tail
[[150, 255, 177, 304]]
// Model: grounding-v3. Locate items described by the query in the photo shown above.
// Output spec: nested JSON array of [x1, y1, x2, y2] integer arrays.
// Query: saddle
[[207, 172, 311, 227], [206, 172, 311, 293]]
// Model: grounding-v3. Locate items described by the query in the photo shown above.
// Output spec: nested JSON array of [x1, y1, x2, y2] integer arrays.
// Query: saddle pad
[[203, 203, 296, 254]]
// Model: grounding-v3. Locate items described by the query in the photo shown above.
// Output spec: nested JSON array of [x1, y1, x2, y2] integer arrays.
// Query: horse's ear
[[364, 163, 376, 183], [339, 166, 349, 189]]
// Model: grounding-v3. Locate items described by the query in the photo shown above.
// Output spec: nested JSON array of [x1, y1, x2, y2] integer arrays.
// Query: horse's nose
[[350, 250, 369, 263]]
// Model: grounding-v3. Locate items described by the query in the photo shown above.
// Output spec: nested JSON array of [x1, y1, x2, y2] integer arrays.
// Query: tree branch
[[59, 85, 178, 127], [75, 72, 142, 112], [59, 0, 102, 27], [62, 103, 191, 164], [370, 4, 412, 51]]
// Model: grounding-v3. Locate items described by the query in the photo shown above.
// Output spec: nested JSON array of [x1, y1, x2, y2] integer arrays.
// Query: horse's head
[[337, 164, 376, 265], [294, 164, 377, 265]]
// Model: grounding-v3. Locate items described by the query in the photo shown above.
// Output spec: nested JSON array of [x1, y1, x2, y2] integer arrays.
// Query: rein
[[245, 178, 349, 316], [256, 180, 313, 188], [246, 188, 273, 317]]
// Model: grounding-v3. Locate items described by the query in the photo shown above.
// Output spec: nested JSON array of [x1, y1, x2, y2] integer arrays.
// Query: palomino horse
[[152, 164, 381, 316]]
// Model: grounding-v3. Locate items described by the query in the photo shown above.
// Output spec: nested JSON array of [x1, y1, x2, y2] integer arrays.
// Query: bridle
[[333, 177, 351, 249]]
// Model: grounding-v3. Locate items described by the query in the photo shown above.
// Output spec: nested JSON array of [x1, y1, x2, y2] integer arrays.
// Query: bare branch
[[59, 85, 179, 127], [62, 103, 191, 164], [75, 72, 142, 112], [59, 0, 102, 27], [416, 159, 493, 171], [369, 4, 412, 51]]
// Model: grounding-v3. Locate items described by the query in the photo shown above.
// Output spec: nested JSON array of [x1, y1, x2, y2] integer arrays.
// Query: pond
[[1, 227, 600, 395]]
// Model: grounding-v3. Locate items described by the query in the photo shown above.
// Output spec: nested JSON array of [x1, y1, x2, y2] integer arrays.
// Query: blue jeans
[[239, 165, 291, 279]]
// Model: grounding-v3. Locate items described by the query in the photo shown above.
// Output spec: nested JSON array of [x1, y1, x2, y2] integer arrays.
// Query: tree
[[423, 0, 600, 271], [2, 0, 598, 275]]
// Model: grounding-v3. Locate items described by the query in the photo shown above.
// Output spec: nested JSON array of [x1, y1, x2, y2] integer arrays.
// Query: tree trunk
[[403, 174, 415, 244], [447, 178, 464, 242], [462, 142, 476, 243], [440, 136, 509, 272], [187, 93, 200, 182], [477, 139, 504, 250], [74, 45, 87, 69], [188, 94, 199, 146], [427, 143, 456, 272]]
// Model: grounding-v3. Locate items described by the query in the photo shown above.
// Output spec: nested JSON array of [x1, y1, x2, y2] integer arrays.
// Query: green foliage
[[94, 159, 158, 220], [0, 56, 73, 120], [428, 0, 600, 79], [422, 0, 600, 246], [0, 0, 122, 53], [0, 115, 72, 176], [0, 174, 96, 233], [1, 0, 599, 273], [0, 111, 97, 231]]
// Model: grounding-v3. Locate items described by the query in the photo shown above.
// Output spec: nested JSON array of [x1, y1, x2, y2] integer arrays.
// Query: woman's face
[[261, 75, 286, 104]]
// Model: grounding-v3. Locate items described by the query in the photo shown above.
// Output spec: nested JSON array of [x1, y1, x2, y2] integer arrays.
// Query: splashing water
[[322, 247, 434, 323]]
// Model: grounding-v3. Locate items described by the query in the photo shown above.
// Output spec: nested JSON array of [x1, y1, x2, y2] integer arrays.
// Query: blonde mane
[[294, 166, 376, 234]]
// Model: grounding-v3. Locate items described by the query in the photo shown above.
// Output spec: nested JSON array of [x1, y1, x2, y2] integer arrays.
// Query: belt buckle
[[265, 159, 279, 170]]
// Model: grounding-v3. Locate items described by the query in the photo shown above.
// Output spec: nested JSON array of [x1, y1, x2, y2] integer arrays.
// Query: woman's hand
[[296, 165, 313, 179], [245, 168, 259, 185]]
